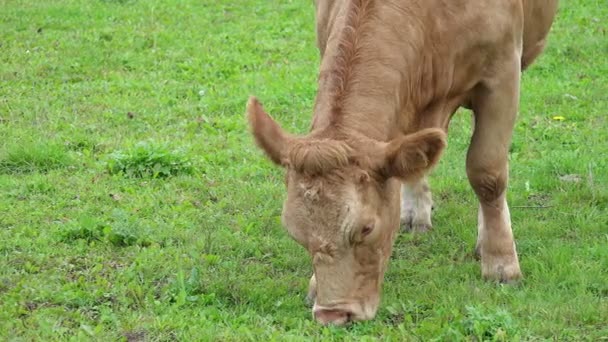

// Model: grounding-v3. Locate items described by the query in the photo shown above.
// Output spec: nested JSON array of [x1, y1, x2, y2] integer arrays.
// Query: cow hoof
[[481, 257, 522, 284], [305, 291, 316, 307], [473, 244, 481, 260], [400, 220, 432, 233], [306, 274, 317, 307]]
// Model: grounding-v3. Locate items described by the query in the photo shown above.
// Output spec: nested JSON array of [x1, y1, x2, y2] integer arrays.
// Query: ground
[[0, 0, 607, 340]]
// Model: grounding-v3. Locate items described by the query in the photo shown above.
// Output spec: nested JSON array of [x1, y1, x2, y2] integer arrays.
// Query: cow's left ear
[[380, 128, 446, 180], [247, 97, 294, 166]]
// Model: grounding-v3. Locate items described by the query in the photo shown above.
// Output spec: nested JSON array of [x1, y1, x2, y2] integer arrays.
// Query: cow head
[[247, 97, 445, 325]]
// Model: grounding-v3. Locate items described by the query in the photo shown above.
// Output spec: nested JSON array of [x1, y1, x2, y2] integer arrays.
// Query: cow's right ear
[[379, 128, 446, 180], [247, 97, 293, 167]]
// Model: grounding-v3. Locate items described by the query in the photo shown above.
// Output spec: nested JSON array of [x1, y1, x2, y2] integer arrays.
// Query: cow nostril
[[314, 309, 352, 325], [346, 312, 353, 323]]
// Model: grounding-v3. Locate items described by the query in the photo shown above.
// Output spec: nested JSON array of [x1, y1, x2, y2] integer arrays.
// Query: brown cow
[[247, 0, 558, 325]]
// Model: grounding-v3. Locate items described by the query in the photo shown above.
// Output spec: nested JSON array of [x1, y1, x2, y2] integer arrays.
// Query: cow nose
[[313, 309, 352, 325]]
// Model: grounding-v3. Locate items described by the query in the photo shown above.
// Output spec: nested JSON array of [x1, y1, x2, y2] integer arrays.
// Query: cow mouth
[[312, 301, 376, 325], [313, 308, 354, 325]]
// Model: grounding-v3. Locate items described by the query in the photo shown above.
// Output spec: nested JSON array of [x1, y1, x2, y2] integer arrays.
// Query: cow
[[246, 0, 558, 325]]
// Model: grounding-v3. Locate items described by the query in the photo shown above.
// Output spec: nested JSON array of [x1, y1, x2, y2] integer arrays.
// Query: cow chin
[[312, 295, 380, 325]]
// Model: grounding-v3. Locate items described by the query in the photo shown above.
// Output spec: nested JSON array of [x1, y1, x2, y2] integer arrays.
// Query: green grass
[[0, 140, 74, 173], [0, 0, 606, 340], [106, 141, 194, 178]]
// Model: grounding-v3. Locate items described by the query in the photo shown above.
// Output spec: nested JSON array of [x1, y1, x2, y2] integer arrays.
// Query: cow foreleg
[[467, 56, 522, 283], [400, 177, 433, 232]]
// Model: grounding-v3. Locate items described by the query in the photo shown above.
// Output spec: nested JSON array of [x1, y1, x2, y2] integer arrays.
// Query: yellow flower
[[552, 115, 565, 121]]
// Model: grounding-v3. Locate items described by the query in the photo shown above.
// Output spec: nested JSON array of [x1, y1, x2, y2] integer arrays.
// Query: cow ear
[[381, 128, 446, 180], [247, 97, 293, 166]]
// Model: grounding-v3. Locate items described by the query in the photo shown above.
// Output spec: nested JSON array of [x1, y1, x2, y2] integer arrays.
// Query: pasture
[[0, 0, 607, 340]]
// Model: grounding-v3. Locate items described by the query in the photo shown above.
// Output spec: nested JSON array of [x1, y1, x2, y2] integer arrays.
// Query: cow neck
[[309, 4, 413, 143], [310, 63, 405, 143]]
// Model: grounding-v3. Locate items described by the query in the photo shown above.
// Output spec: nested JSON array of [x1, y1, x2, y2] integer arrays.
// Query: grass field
[[1, 0, 607, 340]]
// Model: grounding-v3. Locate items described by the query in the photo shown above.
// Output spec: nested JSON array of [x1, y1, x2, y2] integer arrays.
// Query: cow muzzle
[[313, 308, 353, 325], [312, 301, 378, 325]]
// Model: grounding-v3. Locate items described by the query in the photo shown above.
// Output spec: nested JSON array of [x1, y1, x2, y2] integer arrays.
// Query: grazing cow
[[247, 0, 558, 325]]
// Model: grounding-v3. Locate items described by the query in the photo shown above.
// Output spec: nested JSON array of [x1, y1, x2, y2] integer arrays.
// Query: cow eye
[[361, 224, 374, 237], [350, 223, 375, 245]]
